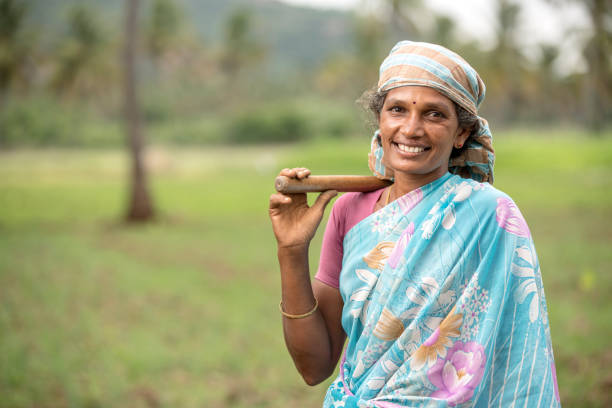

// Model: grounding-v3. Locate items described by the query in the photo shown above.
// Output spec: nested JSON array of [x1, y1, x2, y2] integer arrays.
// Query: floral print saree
[[323, 173, 560, 407]]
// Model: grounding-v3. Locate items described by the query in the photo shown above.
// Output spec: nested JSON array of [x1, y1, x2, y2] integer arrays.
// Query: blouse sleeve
[[314, 195, 348, 289], [314, 190, 384, 289]]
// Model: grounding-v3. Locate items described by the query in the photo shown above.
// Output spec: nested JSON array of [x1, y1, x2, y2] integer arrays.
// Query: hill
[[23, 0, 355, 72]]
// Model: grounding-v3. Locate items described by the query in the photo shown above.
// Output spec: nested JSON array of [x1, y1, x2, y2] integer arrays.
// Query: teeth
[[397, 143, 425, 153]]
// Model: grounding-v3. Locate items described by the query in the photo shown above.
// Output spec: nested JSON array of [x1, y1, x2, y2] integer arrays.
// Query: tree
[[581, 0, 611, 131], [53, 4, 107, 96], [353, 15, 387, 89], [146, 0, 181, 61], [536, 43, 561, 120], [490, 0, 524, 122], [220, 8, 264, 76], [430, 15, 455, 49], [386, 0, 422, 40], [545, 0, 611, 130], [124, 0, 154, 222], [0, 0, 27, 97]]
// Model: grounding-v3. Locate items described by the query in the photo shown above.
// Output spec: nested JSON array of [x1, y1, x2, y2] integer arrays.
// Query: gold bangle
[[279, 298, 318, 319]]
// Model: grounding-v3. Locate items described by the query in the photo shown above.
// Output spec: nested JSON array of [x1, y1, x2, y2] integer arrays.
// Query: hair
[[358, 87, 481, 138]]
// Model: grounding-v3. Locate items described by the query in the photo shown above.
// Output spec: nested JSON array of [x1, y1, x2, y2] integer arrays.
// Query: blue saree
[[323, 173, 560, 407]]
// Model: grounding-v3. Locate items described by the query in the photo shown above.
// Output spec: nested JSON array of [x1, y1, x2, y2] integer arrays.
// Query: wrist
[[277, 242, 310, 254], [277, 244, 310, 277]]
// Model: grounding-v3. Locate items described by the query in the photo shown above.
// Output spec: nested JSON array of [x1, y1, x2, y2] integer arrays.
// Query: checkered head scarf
[[368, 41, 495, 183]]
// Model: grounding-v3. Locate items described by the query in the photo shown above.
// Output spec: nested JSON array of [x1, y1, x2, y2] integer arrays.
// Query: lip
[[392, 141, 431, 155]]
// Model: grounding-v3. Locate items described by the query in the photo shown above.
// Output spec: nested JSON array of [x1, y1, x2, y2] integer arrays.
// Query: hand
[[269, 168, 337, 249]]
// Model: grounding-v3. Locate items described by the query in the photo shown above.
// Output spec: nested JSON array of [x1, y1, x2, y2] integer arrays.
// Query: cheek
[[378, 121, 393, 141], [379, 117, 400, 138], [441, 138, 457, 154], [428, 134, 458, 159]]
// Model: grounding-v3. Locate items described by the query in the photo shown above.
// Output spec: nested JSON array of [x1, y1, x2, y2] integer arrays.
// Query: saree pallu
[[323, 173, 560, 408]]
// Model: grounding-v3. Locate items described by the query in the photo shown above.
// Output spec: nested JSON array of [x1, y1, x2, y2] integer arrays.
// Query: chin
[[388, 162, 447, 178]]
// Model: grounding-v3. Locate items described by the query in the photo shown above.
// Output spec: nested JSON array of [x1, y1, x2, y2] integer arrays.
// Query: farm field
[[1, 130, 611, 407]]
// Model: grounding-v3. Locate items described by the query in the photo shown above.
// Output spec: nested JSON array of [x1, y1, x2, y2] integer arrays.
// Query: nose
[[399, 112, 425, 138]]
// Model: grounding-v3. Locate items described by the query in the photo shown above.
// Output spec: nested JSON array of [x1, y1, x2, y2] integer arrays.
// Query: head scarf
[[368, 41, 495, 183]]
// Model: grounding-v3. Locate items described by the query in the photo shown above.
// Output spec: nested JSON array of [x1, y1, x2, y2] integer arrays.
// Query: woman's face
[[378, 86, 470, 181]]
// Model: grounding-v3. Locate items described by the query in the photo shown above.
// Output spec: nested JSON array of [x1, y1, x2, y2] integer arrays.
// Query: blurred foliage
[[52, 4, 112, 99], [227, 106, 309, 144], [0, 94, 122, 147], [220, 8, 266, 77], [0, 0, 29, 94], [146, 0, 181, 60], [0, 0, 609, 138], [0, 95, 78, 146]]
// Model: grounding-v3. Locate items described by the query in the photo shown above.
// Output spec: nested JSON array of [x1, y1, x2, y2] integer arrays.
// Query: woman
[[269, 41, 560, 407]]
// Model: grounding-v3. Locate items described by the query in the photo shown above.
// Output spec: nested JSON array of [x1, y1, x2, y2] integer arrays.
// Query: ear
[[454, 126, 471, 149]]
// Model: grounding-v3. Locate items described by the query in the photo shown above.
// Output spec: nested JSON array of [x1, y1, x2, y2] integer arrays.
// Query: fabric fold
[[323, 174, 560, 408]]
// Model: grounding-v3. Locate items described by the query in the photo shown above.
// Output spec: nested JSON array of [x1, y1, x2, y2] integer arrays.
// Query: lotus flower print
[[348, 268, 378, 323], [512, 246, 540, 322], [373, 307, 405, 341], [427, 341, 486, 406], [496, 197, 530, 237], [387, 222, 414, 269], [397, 188, 423, 214], [410, 308, 462, 370], [363, 241, 395, 270]]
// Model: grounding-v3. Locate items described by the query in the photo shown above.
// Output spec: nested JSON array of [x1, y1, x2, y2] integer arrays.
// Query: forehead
[[385, 86, 453, 107]]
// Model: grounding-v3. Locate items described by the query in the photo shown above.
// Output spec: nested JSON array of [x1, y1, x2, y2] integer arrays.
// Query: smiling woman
[[376, 86, 471, 189], [268, 41, 560, 407]]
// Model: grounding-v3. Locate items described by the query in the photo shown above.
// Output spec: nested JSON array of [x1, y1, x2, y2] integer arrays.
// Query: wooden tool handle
[[274, 175, 392, 193]]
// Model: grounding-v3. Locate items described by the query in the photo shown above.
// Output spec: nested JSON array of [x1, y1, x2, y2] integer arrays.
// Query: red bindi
[[413, 101, 416, 104]]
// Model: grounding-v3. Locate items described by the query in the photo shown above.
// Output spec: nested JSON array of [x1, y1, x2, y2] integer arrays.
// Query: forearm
[[278, 245, 336, 385]]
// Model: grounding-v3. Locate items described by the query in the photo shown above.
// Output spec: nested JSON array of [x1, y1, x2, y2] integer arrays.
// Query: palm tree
[[386, 0, 422, 40], [53, 5, 106, 96], [491, 0, 523, 122], [0, 0, 27, 98], [124, 0, 154, 222], [220, 8, 265, 77], [545, 0, 611, 130], [147, 0, 181, 61], [582, 0, 611, 131]]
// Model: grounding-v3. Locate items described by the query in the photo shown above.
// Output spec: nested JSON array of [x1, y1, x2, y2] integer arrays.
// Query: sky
[[278, 0, 591, 74]]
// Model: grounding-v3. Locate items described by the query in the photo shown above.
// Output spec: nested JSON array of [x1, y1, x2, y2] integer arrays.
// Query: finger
[[279, 167, 310, 179], [279, 168, 293, 177], [280, 168, 302, 178], [295, 168, 311, 179], [312, 190, 338, 212], [269, 193, 292, 209], [285, 192, 307, 205]]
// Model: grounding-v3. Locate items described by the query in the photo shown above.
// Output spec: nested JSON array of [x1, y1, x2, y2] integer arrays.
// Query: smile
[[394, 142, 430, 154]]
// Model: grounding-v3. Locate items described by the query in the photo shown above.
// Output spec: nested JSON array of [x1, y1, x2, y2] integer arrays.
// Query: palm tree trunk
[[124, 0, 154, 221], [586, 0, 610, 132]]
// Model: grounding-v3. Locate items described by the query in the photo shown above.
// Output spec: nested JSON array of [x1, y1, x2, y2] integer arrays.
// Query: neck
[[391, 170, 448, 200]]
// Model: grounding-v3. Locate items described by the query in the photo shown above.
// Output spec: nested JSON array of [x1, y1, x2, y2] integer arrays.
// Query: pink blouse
[[314, 188, 385, 289]]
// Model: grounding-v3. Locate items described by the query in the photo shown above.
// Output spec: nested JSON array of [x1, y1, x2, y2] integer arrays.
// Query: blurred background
[[0, 0, 610, 407]]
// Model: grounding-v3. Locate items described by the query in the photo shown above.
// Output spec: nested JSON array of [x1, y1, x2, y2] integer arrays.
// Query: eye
[[427, 110, 445, 119], [389, 105, 404, 113]]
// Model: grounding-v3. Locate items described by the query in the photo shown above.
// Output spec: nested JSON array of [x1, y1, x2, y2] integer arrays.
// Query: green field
[[1, 130, 611, 407]]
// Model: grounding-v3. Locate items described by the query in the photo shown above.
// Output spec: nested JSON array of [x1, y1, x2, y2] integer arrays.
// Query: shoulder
[[449, 175, 531, 237], [330, 188, 384, 235], [332, 189, 382, 215], [447, 174, 514, 210], [333, 190, 378, 206]]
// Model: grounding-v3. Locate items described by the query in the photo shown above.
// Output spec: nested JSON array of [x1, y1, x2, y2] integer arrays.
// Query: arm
[[269, 168, 346, 386]]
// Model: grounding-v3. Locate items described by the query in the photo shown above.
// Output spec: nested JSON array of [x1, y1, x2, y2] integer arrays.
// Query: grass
[[1, 130, 611, 407]]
